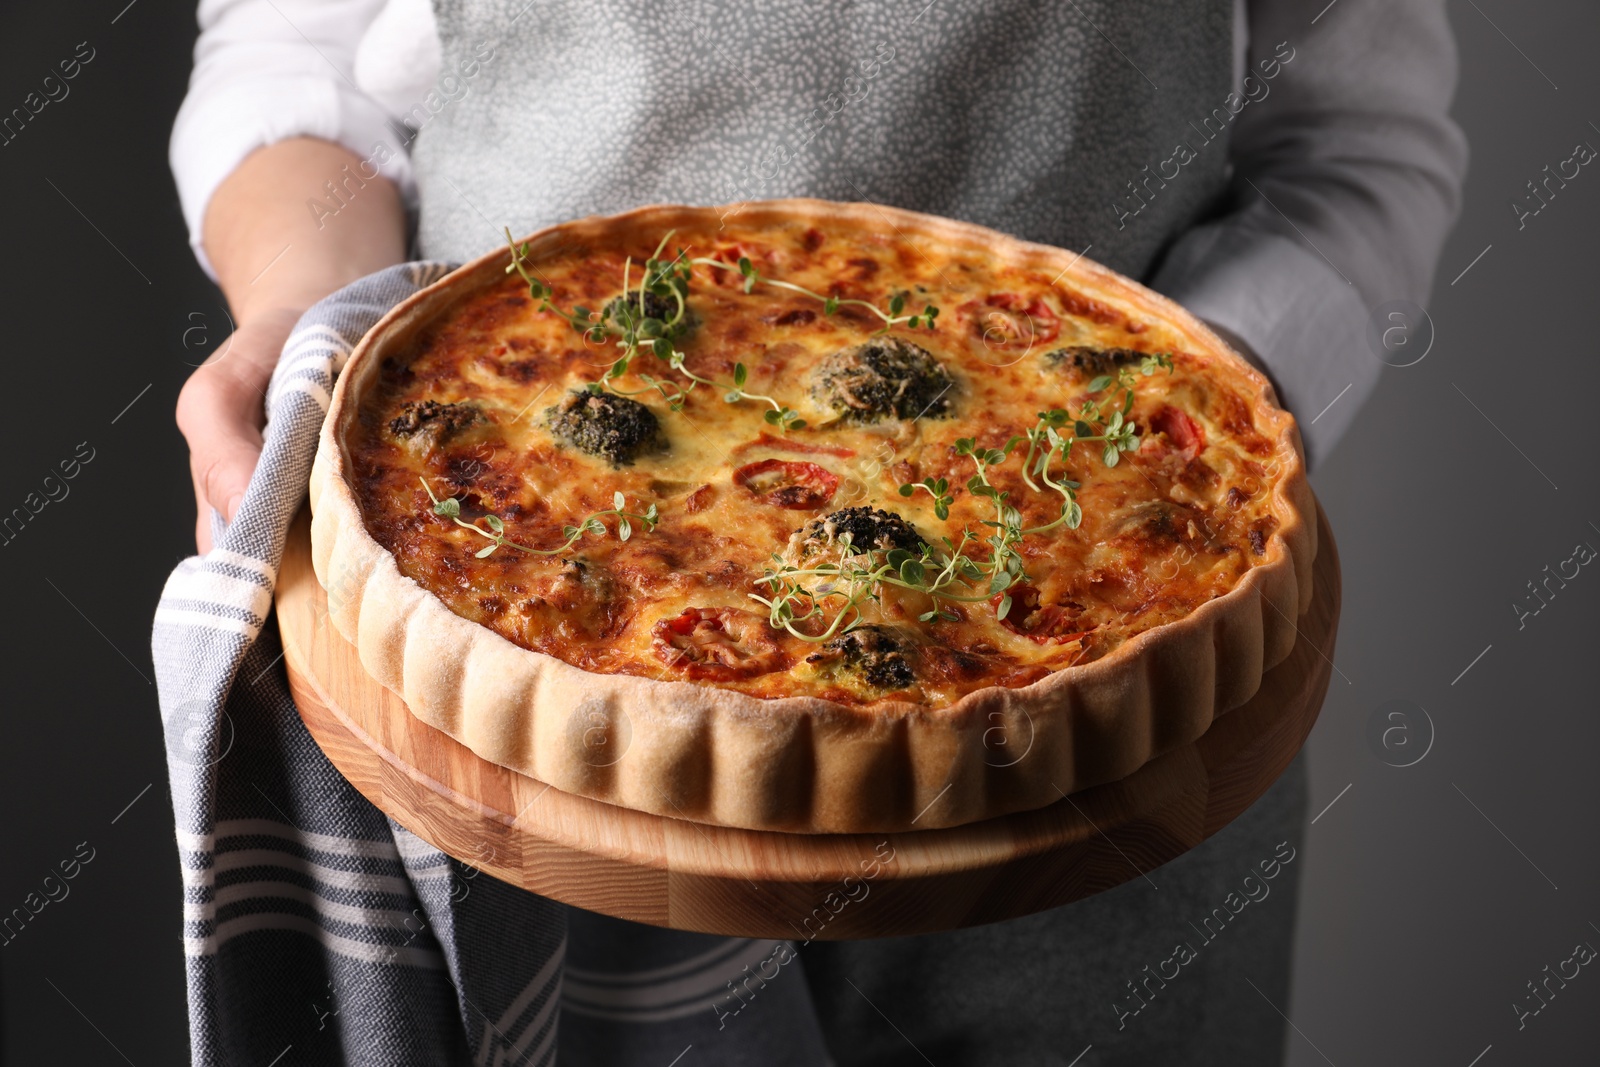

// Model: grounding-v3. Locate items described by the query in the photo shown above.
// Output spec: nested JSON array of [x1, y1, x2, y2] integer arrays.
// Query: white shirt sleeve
[[1149, 0, 1468, 469], [169, 0, 439, 277]]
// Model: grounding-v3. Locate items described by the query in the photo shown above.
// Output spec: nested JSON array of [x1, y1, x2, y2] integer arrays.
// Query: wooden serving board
[[277, 504, 1339, 939]]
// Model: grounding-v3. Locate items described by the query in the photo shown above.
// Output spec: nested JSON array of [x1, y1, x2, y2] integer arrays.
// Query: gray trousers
[[801, 752, 1309, 1066]]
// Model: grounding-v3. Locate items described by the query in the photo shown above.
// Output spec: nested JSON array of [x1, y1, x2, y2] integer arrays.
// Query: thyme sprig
[[420, 477, 658, 559], [691, 254, 940, 333]]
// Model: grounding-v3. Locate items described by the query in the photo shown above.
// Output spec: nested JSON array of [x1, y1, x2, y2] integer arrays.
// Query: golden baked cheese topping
[[348, 218, 1293, 708]]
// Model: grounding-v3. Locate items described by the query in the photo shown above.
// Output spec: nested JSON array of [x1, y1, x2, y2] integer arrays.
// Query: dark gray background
[[1288, 2, 1600, 1063], [0, 2, 1594, 1064]]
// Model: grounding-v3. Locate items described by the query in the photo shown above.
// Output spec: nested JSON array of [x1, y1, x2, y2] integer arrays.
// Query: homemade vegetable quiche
[[309, 200, 1314, 833]]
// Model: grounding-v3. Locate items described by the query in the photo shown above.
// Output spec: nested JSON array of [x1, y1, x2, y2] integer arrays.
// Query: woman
[[168, 0, 1465, 1062]]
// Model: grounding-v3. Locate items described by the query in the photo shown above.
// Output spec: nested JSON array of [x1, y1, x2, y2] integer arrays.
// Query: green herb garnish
[[421, 477, 658, 559], [693, 254, 940, 333], [505, 229, 807, 430]]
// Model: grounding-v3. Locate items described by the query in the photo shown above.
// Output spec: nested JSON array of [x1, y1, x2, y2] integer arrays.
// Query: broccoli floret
[[806, 625, 917, 690], [794, 506, 927, 558], [1046, 346, 1145, 379], [545, 390, 663, 465], [602, 290, 694, 341], [388, 400, 482, 441], [812, 338, 954, 422]]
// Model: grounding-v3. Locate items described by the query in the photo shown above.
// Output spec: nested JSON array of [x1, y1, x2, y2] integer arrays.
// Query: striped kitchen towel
[[151, 263, 832, 1066]]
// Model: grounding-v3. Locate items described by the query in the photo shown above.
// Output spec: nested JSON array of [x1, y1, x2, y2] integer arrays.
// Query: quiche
[[309, 200, 1314, 834]]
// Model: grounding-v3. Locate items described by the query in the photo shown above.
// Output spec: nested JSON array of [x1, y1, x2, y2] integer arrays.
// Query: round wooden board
[[277, 504, 1339, 940]]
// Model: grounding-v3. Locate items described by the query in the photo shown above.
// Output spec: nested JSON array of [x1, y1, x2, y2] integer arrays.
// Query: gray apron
[[414, 2, 1306, 1062]]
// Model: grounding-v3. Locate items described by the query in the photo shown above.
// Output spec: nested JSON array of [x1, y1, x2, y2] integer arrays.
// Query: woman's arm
[[1151, 0, 1468, 469], [176, 137, 405, 551], [169, 0, 421, 549]]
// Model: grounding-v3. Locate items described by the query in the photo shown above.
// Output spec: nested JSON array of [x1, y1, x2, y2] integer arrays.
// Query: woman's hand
[[177, 308, 302, 551], [180, 137, 407, 551]]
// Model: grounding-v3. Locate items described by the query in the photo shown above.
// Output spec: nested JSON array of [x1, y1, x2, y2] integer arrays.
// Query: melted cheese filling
[[349, 221, 1292, 708]]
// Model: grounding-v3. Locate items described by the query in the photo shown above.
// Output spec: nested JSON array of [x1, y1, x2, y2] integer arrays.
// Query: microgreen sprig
[[749, 530, 995, 642], [638, 357, 807, 431], [420, 477, 658, 559], [505, 227, 691, 391], [898, 477, 953, 520], [691, 254, 940, 333], [882, 352, 1175, 623], [1068, 352, 1174, 466], [947, 437, 1047, 619], [751, 436, 1070, 636], [505, 229, 807, 430]]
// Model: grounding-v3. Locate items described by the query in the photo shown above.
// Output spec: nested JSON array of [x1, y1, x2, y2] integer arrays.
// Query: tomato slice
[[972, 293, 1061, 348], [1147, 404, 1206, 456], [685, 484, 715, 513], [995, 584, 1094, 645], [651, 607, 790, 680], [733, 459, 840, 510], [705, 243, 762, 288]]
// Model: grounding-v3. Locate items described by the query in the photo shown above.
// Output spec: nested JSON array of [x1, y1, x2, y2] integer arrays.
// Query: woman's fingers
[[175, 309, 301, 552], [188, 427, 263, 552]]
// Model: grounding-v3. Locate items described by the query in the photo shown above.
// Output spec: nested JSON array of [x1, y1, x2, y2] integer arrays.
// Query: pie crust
[[308, 200, 1314, 833]]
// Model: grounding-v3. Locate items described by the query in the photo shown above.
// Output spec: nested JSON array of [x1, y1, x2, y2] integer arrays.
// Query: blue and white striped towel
[[151, 264, 833, 1066]]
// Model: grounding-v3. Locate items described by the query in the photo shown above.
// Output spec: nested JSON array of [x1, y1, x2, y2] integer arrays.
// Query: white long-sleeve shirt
[[170, 0, 1467, 466], [171, 0, 433, 266]]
